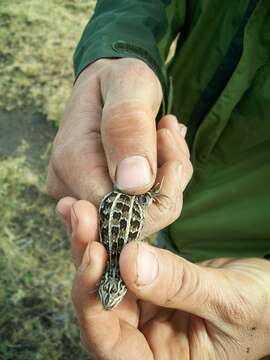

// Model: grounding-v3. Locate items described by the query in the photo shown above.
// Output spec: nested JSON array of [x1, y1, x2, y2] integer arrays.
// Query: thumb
[[100, 58, 162, 194], [120, 242, 242, 323]]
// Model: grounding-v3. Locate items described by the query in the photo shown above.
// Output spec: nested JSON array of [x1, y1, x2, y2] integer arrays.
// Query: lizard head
[[98, 274, 127, 310]]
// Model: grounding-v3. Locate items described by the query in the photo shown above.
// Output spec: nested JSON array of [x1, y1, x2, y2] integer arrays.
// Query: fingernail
[[116, 156, 152, 190], [79, 242, 92, 272], [137, 244, 158, 285], [71, 205, 79, 234], [179, 125, 187, 138]]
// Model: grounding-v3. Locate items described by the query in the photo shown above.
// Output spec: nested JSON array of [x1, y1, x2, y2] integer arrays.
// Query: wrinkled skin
[[49, 59, 270, 359], [57, 127, 270, 359], [58, 195, 270, 360]]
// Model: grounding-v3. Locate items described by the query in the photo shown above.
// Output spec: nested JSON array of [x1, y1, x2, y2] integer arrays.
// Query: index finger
[[72, 241, 119, 353], [72, 241, 150, 359]]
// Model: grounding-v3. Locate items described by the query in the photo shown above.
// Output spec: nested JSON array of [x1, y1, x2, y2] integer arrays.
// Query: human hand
[[59, 201, 270, 359], [47, 57, 165, 205], [56, 119, 270, 360], [55, 116, 193, 358]]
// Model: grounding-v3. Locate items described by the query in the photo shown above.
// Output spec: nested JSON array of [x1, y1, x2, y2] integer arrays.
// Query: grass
[[0, 155, 84, 360], [0, 1, 96, 358], [0, 0, 95, 124]]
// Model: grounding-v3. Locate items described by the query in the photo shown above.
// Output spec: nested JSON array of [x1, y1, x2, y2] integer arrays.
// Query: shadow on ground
[[0, 110, 56, 169]]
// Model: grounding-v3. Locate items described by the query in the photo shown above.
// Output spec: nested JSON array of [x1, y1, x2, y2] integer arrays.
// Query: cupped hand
[[47, 58, 164, 205]]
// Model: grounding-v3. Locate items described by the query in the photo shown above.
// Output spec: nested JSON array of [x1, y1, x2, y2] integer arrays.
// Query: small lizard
[[98, 185, 161, 310]]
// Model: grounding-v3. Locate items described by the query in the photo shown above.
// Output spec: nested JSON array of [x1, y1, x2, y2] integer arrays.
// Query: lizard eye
[[138, 194, 151, 206]]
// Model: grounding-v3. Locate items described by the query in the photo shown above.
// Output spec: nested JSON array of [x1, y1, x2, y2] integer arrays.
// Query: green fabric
[[73, 0, 185, 108], [74, 0, 270, 262]]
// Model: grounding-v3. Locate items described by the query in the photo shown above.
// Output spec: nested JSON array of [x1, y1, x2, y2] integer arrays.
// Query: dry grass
[[0, 154, 85, 360], [0, 0, 95, 124], [0, 1, 96, 358]]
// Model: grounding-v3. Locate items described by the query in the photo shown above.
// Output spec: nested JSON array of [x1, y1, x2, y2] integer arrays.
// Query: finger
[[70, 200, 99, 269], [100, 58, 162, 194], [142, 310, 190, 360], [141, 127, 193, 237], [56, 196, 77, 232], [47, 162, 73, 199], [137, 117, 193, 256], [71, 203, 139, 326], [157, 127, 183, 166], [48, 71, 112, 204], [120, 242, 243, 324], [72, 241, 152, 359], [72, 240, 117, 356], [72, 241, 116, 352], [158, 114, 190, 157], [157, 114, 193, 190], [157, 128, 193, 191], [142, 159, 183, 238]]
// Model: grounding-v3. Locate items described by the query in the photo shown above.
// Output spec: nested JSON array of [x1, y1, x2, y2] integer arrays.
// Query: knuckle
[[180, 158, 193, 190], [123, 60, 162, 101], [158, 194, 174, 213], [158, 127, 172, 145], [157, 194, 182, 225], [121, 58, 155, 79], [50, 136, 74, 176], [165, 254, 185, 305], [104, 58, 162, 102], [172, 198, 182, 221], [50, 154, 63, 182], [103, 58, 154, 87], [178, 136, 190, 158], [165, 259, 202, 308], [46, 162, 65, 199], [167, 197, 182, 224], [186, 159, 194, 180]]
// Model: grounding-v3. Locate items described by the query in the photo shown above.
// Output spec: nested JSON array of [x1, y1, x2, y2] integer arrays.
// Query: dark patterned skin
[[98, 189, 155, 310]]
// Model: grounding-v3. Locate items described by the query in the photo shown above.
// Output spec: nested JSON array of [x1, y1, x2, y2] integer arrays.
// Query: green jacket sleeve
[[73, 0, 186, 108]]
